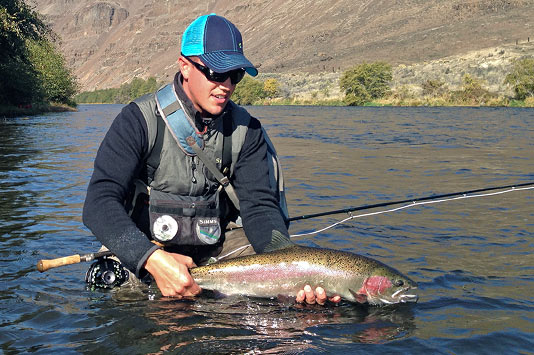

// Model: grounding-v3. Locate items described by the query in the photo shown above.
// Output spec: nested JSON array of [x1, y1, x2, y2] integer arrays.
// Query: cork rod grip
[[37, 255, 82, 272]]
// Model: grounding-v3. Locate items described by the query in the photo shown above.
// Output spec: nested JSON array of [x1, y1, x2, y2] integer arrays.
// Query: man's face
[[180, 56, 236, 118]]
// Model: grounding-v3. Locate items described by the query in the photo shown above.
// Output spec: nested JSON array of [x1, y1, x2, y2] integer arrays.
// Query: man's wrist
[[137, 244, 162, 277]]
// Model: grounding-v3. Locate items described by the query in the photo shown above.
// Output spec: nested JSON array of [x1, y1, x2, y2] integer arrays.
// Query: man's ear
[[178, 56, 190, 80]]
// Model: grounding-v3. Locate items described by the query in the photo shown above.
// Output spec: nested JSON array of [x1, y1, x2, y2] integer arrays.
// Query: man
[[83, 14, 339, 305]]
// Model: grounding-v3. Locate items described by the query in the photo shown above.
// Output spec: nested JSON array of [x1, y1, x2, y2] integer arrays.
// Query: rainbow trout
[[190, 246, 418, 305]]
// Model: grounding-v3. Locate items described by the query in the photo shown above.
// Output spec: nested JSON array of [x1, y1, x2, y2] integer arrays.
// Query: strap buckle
[[220, 176, 230, 187]]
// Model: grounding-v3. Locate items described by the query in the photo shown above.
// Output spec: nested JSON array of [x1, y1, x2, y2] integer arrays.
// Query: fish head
[[348, 266, 418, 306]]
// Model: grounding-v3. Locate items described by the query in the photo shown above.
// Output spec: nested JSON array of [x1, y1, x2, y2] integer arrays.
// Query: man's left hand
[[296, 285, 341, 305]]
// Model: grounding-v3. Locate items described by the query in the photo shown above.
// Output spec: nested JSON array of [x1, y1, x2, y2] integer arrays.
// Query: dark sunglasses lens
[[207, 71, 229, 82], [231, 70, 246, 85], [206, 69, 245, 85]]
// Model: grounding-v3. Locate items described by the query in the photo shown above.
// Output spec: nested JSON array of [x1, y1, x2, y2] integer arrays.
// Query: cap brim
[[200, 51, 258, 77]]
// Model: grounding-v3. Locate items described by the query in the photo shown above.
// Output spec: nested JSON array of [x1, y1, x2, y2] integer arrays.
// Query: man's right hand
[[144, 249, 201, 298]]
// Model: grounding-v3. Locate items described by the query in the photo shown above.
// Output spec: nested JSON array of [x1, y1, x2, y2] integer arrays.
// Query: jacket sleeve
[[232, 117, 291, 252], [82, 103, 160, 275]]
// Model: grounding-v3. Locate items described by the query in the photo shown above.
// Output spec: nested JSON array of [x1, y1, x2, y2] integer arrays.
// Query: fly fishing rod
[[37, 181, 534, 270], [288, 181, 534, 222]]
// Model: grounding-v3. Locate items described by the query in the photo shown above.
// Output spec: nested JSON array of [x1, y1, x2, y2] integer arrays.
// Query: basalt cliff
[[32, 0, 534, 96]]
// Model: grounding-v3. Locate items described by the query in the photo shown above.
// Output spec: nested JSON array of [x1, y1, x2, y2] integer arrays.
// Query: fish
[[190, 245, 418, 306]]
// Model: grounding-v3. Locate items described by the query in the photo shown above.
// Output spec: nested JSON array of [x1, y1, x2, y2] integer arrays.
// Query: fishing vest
[[135, 83, 249, 196], [130, 82, 288, 246]]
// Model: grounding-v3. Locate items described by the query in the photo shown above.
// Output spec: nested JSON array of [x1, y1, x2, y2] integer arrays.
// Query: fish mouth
[[380, 287, 419, 305], [349, 287, 418, 305]]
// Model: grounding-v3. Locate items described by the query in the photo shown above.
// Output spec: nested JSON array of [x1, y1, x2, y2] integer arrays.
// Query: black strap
[[146, 109, 166, 184], [187, 137, 241, 210], [222, 115, 232, 174]]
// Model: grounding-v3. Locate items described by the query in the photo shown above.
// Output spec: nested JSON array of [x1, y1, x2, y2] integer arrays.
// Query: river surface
[[1, 105, 533, 354]]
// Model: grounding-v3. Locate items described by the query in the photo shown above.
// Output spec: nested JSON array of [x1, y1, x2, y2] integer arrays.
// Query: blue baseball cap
[[181, 14, 258, 77]]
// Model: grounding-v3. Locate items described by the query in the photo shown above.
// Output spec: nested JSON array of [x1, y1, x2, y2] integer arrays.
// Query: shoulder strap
[[154, 83, 203, 156]]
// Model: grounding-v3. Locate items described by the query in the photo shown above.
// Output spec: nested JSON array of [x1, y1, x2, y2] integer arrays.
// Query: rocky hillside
[[393, 42, 534, 97], [31, 0, 534, 94], [277, 41, 534, 101]]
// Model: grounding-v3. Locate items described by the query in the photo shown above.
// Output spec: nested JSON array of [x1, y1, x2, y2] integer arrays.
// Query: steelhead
[[190, 246, 418, 305]]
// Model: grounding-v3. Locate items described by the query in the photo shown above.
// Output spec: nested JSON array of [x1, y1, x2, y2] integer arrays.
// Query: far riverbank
[[0, 103, 77, 118]]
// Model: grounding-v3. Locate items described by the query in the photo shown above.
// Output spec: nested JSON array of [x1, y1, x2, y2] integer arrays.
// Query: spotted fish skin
[[190, 246, 418, 305]]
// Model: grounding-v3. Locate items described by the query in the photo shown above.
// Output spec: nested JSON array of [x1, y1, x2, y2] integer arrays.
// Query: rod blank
[[289, 181, 534, 222]]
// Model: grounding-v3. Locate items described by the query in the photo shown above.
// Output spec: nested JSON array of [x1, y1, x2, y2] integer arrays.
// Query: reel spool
[[85, 257, 129, 289]]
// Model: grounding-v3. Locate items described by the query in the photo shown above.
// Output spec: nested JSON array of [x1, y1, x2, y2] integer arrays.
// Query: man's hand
[[296, 285, 342, 305], [144, 249, 201, 298]]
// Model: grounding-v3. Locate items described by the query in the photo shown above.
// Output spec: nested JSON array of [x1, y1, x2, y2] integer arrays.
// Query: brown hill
[[32, 0, 534, 93]]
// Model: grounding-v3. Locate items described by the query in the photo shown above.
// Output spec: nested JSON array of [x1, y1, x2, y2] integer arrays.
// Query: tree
[[505, 58, 534, 100], [340, 62, 392, 105], [1, 0, 78, 107], [232, 77, 266, 105], [341, 81, 370, 106], [0, 0, 50, 105], [27, 40, 78, 105]]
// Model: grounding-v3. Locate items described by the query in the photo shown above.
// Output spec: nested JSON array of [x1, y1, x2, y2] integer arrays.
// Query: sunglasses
[[183, 56, 246, 85]]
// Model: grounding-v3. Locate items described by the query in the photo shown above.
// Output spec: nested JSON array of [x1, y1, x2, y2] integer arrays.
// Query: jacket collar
[[174, 72, 231, 132]]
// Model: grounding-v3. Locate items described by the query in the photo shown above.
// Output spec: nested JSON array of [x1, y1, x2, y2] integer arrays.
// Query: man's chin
[[204, 103, 228, 117]]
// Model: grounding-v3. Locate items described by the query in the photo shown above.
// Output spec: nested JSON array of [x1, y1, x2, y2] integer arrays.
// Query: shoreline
[[0, 103, 77, 118], [255, 97, 534, 108]]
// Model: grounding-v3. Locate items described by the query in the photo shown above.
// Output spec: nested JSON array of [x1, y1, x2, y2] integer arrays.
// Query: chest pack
[[133, 83, 289, 247]]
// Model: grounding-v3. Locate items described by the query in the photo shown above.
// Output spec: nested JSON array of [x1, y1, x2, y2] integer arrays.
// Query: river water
[[1, 105, 533, 353]]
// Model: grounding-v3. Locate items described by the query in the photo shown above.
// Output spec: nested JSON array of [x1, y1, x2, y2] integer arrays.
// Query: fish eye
[[394, 279, 404, 287]]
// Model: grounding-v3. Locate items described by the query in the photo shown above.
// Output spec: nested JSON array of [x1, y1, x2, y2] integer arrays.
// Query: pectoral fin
[[349, 288, 368, 304]]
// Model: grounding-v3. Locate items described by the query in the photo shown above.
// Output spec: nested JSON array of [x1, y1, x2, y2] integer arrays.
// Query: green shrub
[[263, 78, 280, 99], [232, 76, 266, 105], [342, 81, 370, 106], [75, 88, 117, 103], [75, 77, 161, 104], [422, 79, 447, 97], [451, 74, 495, 105], [505, 58, 534, 100], [340, 62, 392, 106]]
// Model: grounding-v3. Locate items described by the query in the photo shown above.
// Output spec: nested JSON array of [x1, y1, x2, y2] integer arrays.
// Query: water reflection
[[0, 118, 43, 239], [75, 293, 416, 353]]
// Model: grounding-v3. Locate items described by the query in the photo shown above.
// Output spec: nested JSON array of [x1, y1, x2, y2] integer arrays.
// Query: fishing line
[[216, 184, 533, 261], [290, 185, 534, 238], [288, 181, 534, 222]]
